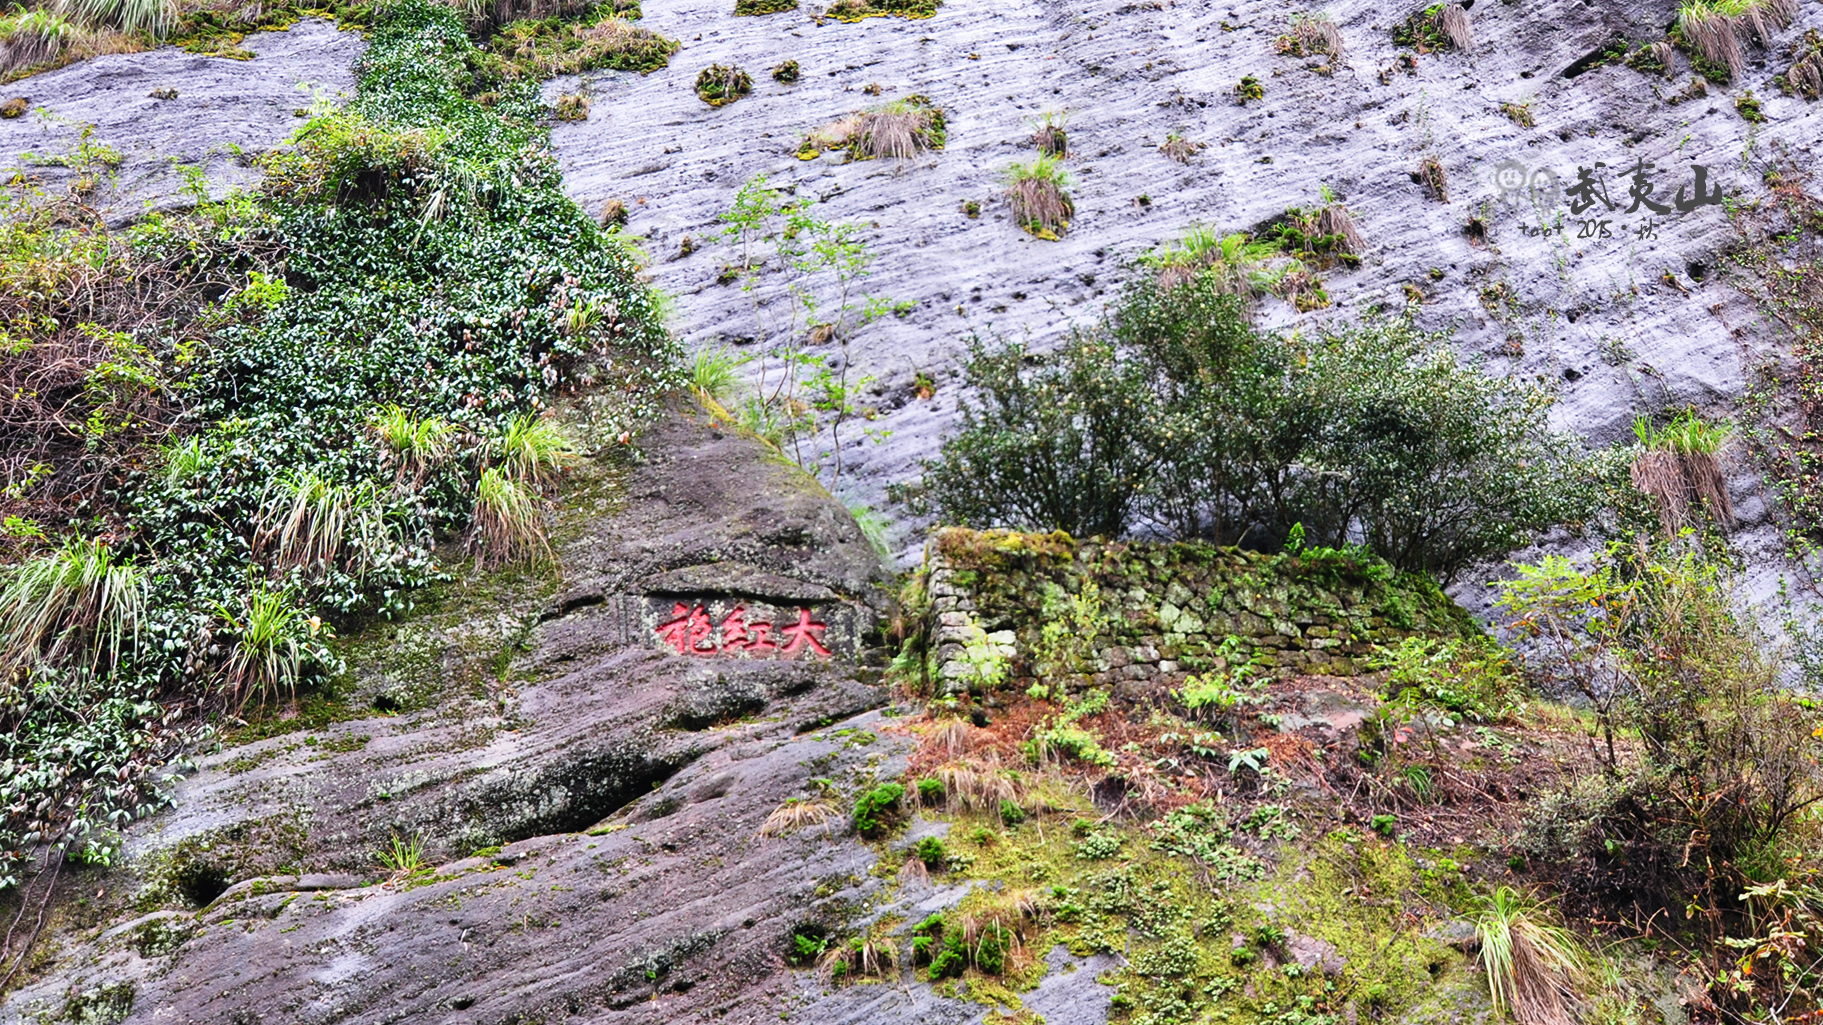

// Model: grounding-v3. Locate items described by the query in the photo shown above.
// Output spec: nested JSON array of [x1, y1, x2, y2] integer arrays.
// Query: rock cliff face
[[2, 0, 1820, 1020]]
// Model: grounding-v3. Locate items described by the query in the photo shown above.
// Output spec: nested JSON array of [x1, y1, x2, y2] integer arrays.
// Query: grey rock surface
[[0, 19, 361, 217], [541, 0, 1821, 621]]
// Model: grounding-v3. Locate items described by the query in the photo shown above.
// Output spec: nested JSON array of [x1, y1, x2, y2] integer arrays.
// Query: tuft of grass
[[216, 587, 310, 707], [1676, 0, 1796, 81], [494, 413, 576, 487], [369, 405, 453, 485], [854, 95, 945, 158], [1632, 410, 1734, 532], [599, 197, 628, 227], [470, 466, 550, 567], [1002, 155, 1074, 239], [772, 58, 799, 82], [759, 796, 835, 836], [379, 833, 427, 878], [1235, 74, 1264, 103], [1143, 225, 1285, 298], [257, 470, 387, 575], [1784, 30, 1821, 99], [489, 14, 679, 78], [1475, 887, 1587, 1025], [0, 539, 144, 678], [695, 63, 752, 106], [55, 0, 172, 37], [734, 0, 796, 13], [1436, 2, 1471, 50], [161, 435, 212, 489]]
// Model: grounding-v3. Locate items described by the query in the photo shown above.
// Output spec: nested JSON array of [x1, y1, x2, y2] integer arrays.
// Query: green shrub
[[997, 798, 1025, 826], [915, 836, 946, 868], [852, 782, 905, 836], [915, 777, 944, 804], [926, 285, 1597, 578]]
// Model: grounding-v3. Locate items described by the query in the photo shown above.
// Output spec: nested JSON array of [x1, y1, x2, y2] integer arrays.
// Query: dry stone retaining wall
[[925, 528, 1480, 697]]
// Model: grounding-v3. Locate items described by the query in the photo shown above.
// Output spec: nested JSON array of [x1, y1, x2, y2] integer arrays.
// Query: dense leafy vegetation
[[921, 274, 1598, 578], [0, 0, 671, 889]]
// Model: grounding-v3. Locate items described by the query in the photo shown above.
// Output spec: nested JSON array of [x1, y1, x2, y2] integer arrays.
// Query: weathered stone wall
[[925, 528, 1480, 696]]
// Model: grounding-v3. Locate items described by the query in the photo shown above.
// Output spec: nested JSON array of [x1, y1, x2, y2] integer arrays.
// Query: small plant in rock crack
[[1003, 154, 1073, 239], [734, 0, 797, 14], [772, 58, 800, 82], [379, 833, 428, 880], [1417, 155, 1448, 201], [694, 63, 752, 106], [1159, 132, 1203, 163], [553, 92, 590, 120], [1235, 74, 1265, 103], [802, 95, 946, 160], [1029, 109, 1068, 156], [1499, 99, 1533, 127]]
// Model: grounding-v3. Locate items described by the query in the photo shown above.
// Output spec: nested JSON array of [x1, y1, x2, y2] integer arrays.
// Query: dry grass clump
[[759, 796, 837, 836], [1003, 155, 1073, 239], [1783, 29, 1821, 99], [1275, 11, 1343, 58], [491, 16, 680, 79], [1029, 110, 1067, 157], [1677, 0, 1797, 80], [1631, 410, 1734, 533], [802, 96, 944, 160], [930, 757, 1024, 813], [1436, 3, 1471, 50], [1, 8, 72, 75]]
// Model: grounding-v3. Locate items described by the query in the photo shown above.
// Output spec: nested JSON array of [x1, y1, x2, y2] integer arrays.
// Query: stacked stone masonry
[[926, 528, 1480, 697]]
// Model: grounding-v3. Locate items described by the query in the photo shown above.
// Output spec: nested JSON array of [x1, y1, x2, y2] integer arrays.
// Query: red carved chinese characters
[[654, 603, 827, 659]]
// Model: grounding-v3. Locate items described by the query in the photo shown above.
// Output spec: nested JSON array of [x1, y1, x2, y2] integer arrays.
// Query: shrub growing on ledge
[[1003, 155, 1074, 239], [923, 277, 1597, 579]]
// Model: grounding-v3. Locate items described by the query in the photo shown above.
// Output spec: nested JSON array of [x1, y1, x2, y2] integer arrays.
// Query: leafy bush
[[0, 0, 673, 889], [1369, 636, 1521, 723], [915, 835, 946, 868], [925, 283, 1596, 577], [852, 782, 905, 836], [1503, 542, 1823, 1014]]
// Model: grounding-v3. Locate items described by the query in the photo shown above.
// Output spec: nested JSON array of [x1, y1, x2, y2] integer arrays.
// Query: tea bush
[[923, 275, 1597, 578]]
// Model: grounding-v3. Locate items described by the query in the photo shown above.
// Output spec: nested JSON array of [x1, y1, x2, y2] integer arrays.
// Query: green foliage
[[1504, 543, 1823, 1014], [916, 777, 945, 804], [852, 781, 905, 836], [380, 832, 428, 875], [823, 0, 941, 23], [1369, 636, 1520, 723], [0, 0, 673, 889], [717, 173, 901, 481], [915, 835, 946, 868], [997, 798, 1026, 826], [1026, 689, 1115, 766], [927, 289, 1595, 578], [1235, 74, 1264, 102]]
